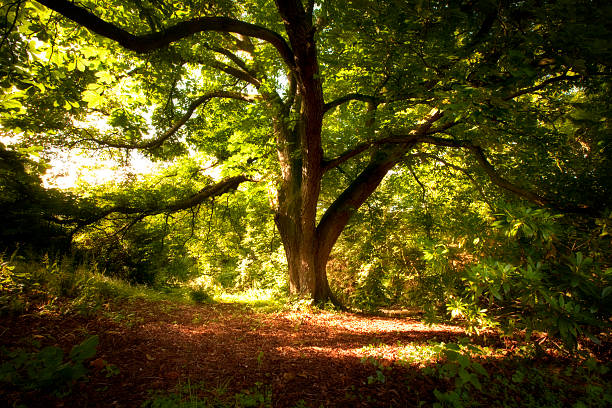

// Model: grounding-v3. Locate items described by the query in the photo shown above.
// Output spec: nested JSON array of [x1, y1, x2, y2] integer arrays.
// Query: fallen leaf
[[90, 358, 106, 370], [165, 371, 180, 380]]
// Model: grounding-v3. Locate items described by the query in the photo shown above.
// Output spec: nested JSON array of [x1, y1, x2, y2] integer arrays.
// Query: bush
[[452, 205, 612, 350]]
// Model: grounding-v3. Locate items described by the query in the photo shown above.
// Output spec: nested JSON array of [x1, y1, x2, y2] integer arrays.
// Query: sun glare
[[41, 150, 156, 189]]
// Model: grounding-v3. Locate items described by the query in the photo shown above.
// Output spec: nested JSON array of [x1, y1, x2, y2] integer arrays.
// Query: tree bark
[[273, 0, 328, 301]]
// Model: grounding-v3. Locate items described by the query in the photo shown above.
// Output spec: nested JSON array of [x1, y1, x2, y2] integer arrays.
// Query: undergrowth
[[360, 338, 612, 408], [0, 335, 99, 397]]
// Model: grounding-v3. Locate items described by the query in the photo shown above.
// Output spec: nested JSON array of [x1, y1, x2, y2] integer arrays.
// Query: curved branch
[[323, 92, 433, 114], [207, 60, 261, 87], [36, 0, 295, 68], [322, 141, 374, 172], [323, 93, 378, 113], [388, 133, 550, 206], [208, 45, 259, 79], [0, 0, 23, 50], [165, 175, 253, 212], [84, 90, 259, 150], [323, 72, 574, 172], [503, 72, 573, 101], [464, 144, 549, 206], [322, 109, 444, 172], [73, 175, 253, 231]]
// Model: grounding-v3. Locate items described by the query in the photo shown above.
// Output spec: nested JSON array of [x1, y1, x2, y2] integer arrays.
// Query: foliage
[[0, 250, 31, 314], [423, 347, 612, 408], [1, 0, 609, 303], [362, 338, 612, 408], [422, 342, 490, 408], [360, 356, 389, 385], [0, 335, 99, 396], [454, 205, 612, 349], [0, 252, 208, 323], [142, 379, 272, 408], [0, 143, 73, 252]]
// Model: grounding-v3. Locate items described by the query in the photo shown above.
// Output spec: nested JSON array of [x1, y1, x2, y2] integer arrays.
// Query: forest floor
[[1, 297, 610, 407]]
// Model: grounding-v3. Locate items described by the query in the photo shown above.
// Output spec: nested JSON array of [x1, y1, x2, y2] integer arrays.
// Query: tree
[[1, 0, 610, 303]]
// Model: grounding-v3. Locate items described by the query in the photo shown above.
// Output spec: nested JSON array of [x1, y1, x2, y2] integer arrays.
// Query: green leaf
[[471, 362, 489, 377], [37, 346, 64, 370], [69, 335, 99, 363]]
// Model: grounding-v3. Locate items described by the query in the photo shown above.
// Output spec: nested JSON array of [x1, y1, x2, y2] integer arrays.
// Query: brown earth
[[0, 299, 606, 407]]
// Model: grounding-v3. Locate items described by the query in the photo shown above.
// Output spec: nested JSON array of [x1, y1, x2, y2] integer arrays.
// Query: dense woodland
[[1, 0, 611, 406]]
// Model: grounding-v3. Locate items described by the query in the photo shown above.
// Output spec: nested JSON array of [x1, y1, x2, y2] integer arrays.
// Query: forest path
[[1, 299, 519, 407]]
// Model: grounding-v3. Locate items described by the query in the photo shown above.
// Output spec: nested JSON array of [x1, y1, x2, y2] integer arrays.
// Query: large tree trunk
[[275, 148, 413, 304], [273, 0, 331, 303], [275, 211, 335, 303], [273, 110, 329, 301]]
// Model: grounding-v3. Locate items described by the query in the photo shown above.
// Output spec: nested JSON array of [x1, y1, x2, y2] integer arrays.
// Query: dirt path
[[0, 299, 546, 407]]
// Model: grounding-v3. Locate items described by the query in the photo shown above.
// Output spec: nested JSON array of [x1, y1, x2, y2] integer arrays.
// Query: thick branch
[[317, 148, 409, 262], [316, 110, 444, 259], [323, 93, 378, 113], [74, 175, 253, 231], [83, 90, 258, 150], [165, 175, 252, 212], [36, 0, 295, 68], [322, 109, 445, 172], [503, 73, 573, 100]]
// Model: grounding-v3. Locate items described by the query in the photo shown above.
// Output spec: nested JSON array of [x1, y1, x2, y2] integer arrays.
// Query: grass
[[1, 252, 292, 319], [215, 288, 287, 312], [1, 253, 197, 319]]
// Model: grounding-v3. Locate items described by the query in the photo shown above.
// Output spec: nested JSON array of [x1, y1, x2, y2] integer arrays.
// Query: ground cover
[[1, 295, 610, 408]]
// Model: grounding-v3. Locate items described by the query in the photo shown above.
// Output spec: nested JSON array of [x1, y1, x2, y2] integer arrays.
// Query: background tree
[[1, 0, 610, 304]]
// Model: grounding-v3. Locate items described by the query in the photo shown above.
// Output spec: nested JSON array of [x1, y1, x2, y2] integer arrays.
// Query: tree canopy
[[1, 0, 611, 308]]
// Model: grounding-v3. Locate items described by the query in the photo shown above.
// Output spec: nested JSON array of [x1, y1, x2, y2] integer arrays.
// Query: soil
[[0, 299, 606, 407]]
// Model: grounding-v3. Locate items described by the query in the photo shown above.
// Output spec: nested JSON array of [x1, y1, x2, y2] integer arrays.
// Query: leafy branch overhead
[[61, 175, 254, 233]]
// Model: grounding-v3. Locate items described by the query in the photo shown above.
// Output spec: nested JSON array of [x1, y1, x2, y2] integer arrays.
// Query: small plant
[[0, 335, 99, 396], [234, 383, 272, 408], [189, 286, 213, 304], [256, 350, 264, 368], [360, 356, 390, 385], [142, 379, 207, 408], [142, 380, 273, 408], [0, 254, 29, 314], [419, 341, 489, 408]]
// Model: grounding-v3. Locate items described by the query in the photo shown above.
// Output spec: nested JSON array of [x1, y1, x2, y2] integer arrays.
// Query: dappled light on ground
[[1, 299, 609, 407]]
